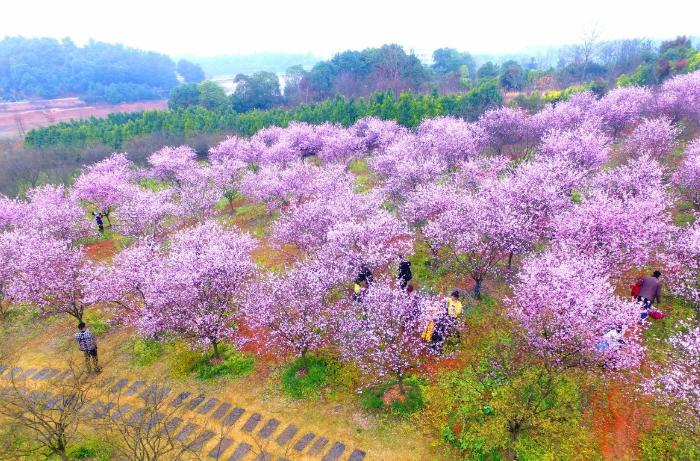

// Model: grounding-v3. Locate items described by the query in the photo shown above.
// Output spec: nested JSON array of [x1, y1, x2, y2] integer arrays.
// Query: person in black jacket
[[397, 257, 412, 290]]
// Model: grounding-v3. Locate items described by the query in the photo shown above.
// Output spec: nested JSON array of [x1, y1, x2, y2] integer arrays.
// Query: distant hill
[[182, 53, 320, 78], [0, 36, 205, 104]]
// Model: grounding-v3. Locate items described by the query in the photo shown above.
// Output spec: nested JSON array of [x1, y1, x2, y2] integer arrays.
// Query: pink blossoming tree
[[8, 233, 95, 321], [624, 117, 680, 159], [339, 280, 438, 394], [508, 249, 644, 370], [672, 139, 700, 211], [645, 323, 700, 434]]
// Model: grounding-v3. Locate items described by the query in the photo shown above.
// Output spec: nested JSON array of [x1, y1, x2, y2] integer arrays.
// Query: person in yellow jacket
[[446, 290, 463, 318], [424, 290, 463, 353]]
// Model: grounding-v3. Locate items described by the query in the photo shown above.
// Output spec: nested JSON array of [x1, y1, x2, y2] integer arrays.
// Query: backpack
[[649, 309, 665, 320], [630, 280, 642, 298]]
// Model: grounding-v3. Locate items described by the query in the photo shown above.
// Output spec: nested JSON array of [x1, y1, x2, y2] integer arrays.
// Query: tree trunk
[[396, 373, 406, 395], [212, 340, 220, 359], [473, 278, 482, 300], [508, 252, 514, 269], [300, 350, 309, 373], [104, 210, 112, 227], [71, 305, 84, 323]]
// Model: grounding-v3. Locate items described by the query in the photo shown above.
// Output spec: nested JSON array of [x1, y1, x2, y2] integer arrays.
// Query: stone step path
[[0, 364, 368, 461]]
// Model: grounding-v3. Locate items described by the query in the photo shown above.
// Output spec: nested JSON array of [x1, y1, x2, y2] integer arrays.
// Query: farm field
[[1, 70, 700, 461], [0, 98, 168, 139]]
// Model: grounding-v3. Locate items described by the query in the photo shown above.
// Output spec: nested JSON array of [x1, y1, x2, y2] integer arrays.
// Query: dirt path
[[591, 381, 653, 460]]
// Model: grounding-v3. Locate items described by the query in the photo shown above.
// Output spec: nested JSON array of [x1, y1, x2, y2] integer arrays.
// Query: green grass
[[82, 309, 109, 336], [281, 355, 330, 399], [348, 159, 368, 175], [138, 177, 170, 192], [126, 337, 165, 367], [359, 376, 425, 416], [673, 200, 697, 227], [74, 228, 132, 251], [66, 439, 112, 460], [168, 343, 255, 380], [643, 296, 698, 361]]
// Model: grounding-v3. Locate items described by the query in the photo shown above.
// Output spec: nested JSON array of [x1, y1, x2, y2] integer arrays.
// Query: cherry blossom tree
[[315, 122, 364, 163], [624, 117, 680, 159], [245, 259, 344, 371], [369, 135, 448, 200], [339, 279, 438, 394], [240, 161, 354, 212], [351, 116, 407, 154], [0, 231, 22, 319], [416, 117, 490, 166], [424, 194, 506, 298], [478, 106, 534, 153], [401, 183, 462, 228], [0, 194, 27, 232], [71, 153, 134, 226], [211, 157, 248, 208], [115, 187, 178, 240], [8, 233, 95, 321], [590, 154, 666, 202], [449, 156, 510, 192], [504, 156, 585, 234], [86, 240, 168, 336], [156, 222, 258, 357], [272, 190, 382, 253], [657, 70, 700, 124], [508, 249, 644, 369], [593, 86, 653, 136], [664, 222, 700, 314], [644, 323, 700, 434], [147, 146, 199, 184], [208, 136, 260, 165], [531, 91, 598, 137], [539, 121, 611, 169], [23, 185, 91, 241], [553, 190, 672, 275], [174, 167, 226, 219], [321, 209, 414, 277], [672, 139, 700, 210]]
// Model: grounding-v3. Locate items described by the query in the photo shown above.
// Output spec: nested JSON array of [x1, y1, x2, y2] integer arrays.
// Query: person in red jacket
[[637, 270, 662, 319]]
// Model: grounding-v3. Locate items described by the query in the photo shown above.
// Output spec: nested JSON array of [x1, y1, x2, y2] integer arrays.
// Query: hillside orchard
[[2, 70, 700, 460]]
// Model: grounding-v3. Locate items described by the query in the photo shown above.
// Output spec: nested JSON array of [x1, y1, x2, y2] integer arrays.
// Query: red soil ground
[[84, 239, 118, 262], [591, 382, 653, 460], [0, 97, 167, 138]]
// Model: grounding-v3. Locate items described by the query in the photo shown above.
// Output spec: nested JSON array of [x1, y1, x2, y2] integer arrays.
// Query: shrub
[[66, 439, 112, 460], [281, 355, 329, 399], [421, 334, 598, 460]]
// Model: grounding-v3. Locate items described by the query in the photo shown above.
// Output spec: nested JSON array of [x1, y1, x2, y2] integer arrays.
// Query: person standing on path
[[637, 270, 662, 319], [75, 322, 101, 374]]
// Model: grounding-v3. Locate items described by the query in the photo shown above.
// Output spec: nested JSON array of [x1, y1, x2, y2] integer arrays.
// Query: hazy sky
[[1, 0, 698, 58]]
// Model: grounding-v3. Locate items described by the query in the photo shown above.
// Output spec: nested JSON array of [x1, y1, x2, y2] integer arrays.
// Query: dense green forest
[[278, 38, 699, 105], [25, 82, 502, 149], [0, 37, 204, 103]]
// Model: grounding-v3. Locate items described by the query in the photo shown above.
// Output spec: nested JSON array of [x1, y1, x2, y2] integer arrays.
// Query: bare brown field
[[0, 97, 168, 139]]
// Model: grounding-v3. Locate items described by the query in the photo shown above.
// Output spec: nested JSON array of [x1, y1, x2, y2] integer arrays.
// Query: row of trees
[[216, 38, 700, 110], [0, 37, 204, 102], [26, 84, 503, 149]]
